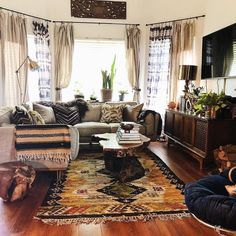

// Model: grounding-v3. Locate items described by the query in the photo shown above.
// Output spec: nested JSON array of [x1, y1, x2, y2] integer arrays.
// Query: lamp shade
[[28, 58, 39, 71], [179, 65, 197, 81]]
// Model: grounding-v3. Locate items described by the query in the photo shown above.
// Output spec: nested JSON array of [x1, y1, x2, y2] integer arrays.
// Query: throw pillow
[[10, 106, 33, 125], [0, 107, 12, 126], [52, 104, 80, 125], [123, 103, 144, 122], [61, 98, 89, 120], [33, 103, 56, 124], [100, 104, 125, 123], [28, 110, 45, 125], [81, 104, 102, 122]]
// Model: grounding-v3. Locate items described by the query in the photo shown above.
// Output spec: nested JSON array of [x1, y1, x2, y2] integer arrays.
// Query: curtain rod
[[146, 14, 206, 26], [0, 7, 139, 26], [0, 6, 52, 22], [53, 20, 139, 26]]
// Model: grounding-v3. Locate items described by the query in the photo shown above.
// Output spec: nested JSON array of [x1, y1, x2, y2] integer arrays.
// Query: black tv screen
[[201, 23, 236, 79]]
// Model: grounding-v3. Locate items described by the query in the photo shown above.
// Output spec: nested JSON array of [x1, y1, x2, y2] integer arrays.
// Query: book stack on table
[[116, 123, 142, 144]]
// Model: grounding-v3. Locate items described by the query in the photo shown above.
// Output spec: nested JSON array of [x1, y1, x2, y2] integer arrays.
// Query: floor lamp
[[15, 56, 39, 104], [179, 65, 197, 111]]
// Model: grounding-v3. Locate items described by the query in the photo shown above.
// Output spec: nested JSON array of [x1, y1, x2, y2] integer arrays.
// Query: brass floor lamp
[[15, 56, 39, 104]]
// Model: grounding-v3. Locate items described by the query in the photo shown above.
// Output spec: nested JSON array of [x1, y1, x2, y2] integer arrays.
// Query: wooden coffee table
[[94, 133, 150, 182]]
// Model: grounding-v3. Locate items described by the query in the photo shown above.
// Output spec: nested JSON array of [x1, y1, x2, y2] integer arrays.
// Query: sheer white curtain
[[0, 11, 28, 106], [54, 23, 74, 101], [125, 26, 141, 103]]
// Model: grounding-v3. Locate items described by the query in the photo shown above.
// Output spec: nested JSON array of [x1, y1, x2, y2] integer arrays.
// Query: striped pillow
[[52, 104, 80, 125]]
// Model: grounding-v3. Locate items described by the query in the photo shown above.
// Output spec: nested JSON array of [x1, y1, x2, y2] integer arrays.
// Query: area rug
[[35, 150, 189, 225]]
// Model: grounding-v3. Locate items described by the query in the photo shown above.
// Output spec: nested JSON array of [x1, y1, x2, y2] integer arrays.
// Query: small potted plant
[[90, 93, 97, 102], [118, 90, 128, 101], [74, 89, 84, 99]]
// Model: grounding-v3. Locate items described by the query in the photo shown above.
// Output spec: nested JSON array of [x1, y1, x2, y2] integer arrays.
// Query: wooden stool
[[0, 161, 36, 202]]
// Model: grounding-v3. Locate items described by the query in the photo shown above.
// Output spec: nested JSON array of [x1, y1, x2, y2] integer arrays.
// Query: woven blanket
[[15, 124, 71, 163]]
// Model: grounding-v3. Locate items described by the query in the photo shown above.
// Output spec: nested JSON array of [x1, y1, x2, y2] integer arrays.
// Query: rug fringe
[[34, 212, 190, 225]]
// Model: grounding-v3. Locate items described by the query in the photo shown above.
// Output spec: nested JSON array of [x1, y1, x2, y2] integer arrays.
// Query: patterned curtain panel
[[146, 24, 173, 116], [33, 21, 51, 101]]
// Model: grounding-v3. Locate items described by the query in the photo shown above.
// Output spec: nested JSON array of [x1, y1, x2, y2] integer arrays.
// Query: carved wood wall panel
[[71, 0, 127, 19]]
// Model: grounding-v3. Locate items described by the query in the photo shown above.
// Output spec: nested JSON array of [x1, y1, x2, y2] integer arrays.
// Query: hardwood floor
[[0, 141, 232, 236]]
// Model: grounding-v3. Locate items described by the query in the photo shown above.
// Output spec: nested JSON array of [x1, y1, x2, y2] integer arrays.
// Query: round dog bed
[[185, 169, 236, 231]]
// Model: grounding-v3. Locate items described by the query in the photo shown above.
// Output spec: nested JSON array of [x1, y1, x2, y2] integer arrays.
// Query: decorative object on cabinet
[[71, 0, 127, 19], [194, 91, 231, 119], [178, 65, 197, 112]]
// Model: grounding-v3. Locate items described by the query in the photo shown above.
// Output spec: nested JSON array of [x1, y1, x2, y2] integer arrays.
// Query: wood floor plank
[[0, 141, 224, 236]]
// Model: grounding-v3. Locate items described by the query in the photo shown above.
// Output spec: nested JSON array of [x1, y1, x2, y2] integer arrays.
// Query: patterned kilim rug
[[35, 150, 189, 225]]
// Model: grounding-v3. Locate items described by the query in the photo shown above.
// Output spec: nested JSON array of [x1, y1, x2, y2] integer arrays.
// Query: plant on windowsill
[[74, 87, 84, 99], [101, 55, 116, 102], [193, 91, 230, 119], [118, 90, 128, 101]]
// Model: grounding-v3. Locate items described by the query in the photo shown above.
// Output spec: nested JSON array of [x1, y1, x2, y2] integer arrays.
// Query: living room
[[0, 0, 236, 235]]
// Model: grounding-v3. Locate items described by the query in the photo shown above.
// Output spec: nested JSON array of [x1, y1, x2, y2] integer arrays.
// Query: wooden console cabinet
[[164, 109, 236, 169]]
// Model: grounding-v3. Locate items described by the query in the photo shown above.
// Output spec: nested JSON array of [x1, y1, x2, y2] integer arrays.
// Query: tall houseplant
[[101, 56, 116, 102]]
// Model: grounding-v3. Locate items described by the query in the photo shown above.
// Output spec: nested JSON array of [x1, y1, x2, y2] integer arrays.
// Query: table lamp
[[179, 65, 197, 99]]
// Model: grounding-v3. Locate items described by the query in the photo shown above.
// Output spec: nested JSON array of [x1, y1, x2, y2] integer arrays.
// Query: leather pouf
[[185, 173, 236, 231], [0, 161, 36, 202]]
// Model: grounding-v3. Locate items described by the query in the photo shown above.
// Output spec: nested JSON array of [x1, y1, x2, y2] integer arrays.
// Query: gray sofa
[[0, 101, 161, 170]]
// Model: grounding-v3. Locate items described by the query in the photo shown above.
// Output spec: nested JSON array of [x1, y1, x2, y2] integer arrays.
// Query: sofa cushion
[[74, 122, 111, 137], [10, 106, 33, 124], [123, 103, 144, 122], [100, 104, 125, 123], [82, 104, 102, 122], [52, 104, 80, 125], [33, 103, 56, 124], [28, 110, 45, 125], [0, 107, 12, 126]]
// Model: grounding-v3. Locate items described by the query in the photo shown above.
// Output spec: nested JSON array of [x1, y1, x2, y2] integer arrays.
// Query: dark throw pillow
[[10, 106, 33, 125], [62, 98, 89, 119], [52, 104, 80, 125]]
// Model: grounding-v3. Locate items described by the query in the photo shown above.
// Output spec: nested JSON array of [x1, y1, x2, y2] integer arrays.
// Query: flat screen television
[[201, 23, 236, 79]]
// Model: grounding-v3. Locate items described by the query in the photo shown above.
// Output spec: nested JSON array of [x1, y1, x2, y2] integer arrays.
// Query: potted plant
[[90, 93, 97, 102], [194, 91, 230, 119], [74, 88, 84, 99], [118, 90, 128, 101], [101, 55, 116, 102]]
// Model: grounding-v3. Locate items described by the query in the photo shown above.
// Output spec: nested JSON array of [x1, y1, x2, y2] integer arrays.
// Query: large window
[[62, 40, 131, 101]]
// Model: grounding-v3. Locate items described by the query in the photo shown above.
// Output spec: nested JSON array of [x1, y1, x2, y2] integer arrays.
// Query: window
[[62, 40, 131, 101]]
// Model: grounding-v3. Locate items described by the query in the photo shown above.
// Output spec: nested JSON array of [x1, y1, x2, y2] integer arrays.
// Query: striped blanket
[[15, 124, 71, 163]]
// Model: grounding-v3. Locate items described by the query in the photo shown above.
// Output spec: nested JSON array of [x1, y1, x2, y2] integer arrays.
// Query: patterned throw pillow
[[52, 104, 80, 125], [10, 106, 33, 124], [100, 104, 125, 123], [28, 110, 45, 125]]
